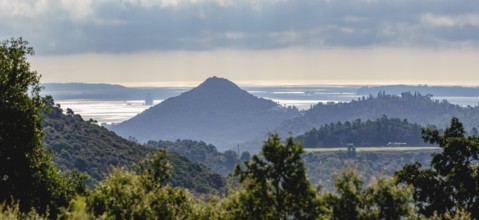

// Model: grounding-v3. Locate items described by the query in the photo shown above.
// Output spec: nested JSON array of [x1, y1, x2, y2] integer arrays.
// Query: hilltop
[[108, 77, 300, 150]]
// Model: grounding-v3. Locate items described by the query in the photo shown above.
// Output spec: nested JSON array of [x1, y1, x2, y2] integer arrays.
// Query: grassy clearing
[[304, 146, 440, 153]]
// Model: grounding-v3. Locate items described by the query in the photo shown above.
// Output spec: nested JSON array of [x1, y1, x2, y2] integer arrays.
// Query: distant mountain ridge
[[41, 83, 188, 100], [108, 77, 300, 150]]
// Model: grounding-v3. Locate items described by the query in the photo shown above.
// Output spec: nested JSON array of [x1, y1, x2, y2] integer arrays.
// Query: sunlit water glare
[[56, 100, 163, 124]]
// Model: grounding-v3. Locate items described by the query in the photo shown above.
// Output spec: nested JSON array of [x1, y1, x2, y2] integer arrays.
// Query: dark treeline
[[297, 116, 426, 148], [357, 85, 479, 97]]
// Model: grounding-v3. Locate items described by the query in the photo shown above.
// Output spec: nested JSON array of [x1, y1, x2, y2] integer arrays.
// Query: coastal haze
[[43, 82, 479, 125], [41, 78, 479, 153]]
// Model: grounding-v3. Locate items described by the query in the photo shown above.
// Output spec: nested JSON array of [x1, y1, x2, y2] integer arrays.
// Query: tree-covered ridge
[[43, 104, 226, 194], [278, 92, 479, 138], [165, 150, 226, 194], [357, 85, 479, 97], [297, 116, 425, 148], [146, 139, 247, 175], [43, 105, 149, 185]]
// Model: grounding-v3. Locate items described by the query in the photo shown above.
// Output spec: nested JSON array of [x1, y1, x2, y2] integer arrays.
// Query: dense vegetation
[[278, 91, 479, 140], [43, 104, 226, 194], [304, 150, 435, 191], [0, 38, 86, 217], [146, 139, 250, 175], [43, 105, 150, 185], [396, 117, 479, 217], [297, 116, 425, 148]]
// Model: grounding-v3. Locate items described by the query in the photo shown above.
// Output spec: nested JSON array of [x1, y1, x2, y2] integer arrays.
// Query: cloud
[[121, 0, 238, 8], [0, 0, 49, 17], [421, 13, 479, 27], [60, 0, 94, 19], [1, 0, 478, 55]]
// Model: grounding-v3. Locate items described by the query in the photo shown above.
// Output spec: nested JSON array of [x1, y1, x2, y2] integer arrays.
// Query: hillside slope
[[109, 77, 299, 150], [146, 139, 241, 175], [42, 104, 226, 194]]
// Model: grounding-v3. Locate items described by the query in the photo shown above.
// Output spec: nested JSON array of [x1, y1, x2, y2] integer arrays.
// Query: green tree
[[395, 117, 479, 218], [87, 151, 204, 219], [0, 38, 85, 216], [323, 169, 413, 220], [223, 150, 238, 170], [470, 127, 478, 136], [224, 134, 321, 219], [240, 151, 251, 161], [363, 176, 413, 219], [323, 169, 364, 219]]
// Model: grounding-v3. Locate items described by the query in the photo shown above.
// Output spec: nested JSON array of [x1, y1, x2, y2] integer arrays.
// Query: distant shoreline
[[42, 81, 479, 88], [305, 146, 441, 153]]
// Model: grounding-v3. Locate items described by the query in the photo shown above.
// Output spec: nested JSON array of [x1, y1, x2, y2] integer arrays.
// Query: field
[[304, 146, 440, 153]]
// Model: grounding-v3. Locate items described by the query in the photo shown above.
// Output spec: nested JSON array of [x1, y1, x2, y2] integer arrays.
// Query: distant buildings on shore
[[145, 93, 153, 105], [387, 142, 407, 147]]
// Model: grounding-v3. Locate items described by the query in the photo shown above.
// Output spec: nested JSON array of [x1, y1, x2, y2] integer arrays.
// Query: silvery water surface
[[48, 85, 479, 124]]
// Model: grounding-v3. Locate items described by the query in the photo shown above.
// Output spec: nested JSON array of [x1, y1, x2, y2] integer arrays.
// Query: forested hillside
[[146, 139, 250, 175], [42, 103, 226, 194], [297, 116, 426, 147], [278, 92, 479, 138]]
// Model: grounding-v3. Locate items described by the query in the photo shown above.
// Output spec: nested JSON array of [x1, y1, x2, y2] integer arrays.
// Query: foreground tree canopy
[[395, 117, 479, 218], [226, 134, 321, 219], [0, 38, 86, 217]]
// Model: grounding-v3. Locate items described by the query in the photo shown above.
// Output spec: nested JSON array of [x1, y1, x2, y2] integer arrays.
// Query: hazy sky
[[1, 0, 478, 86]]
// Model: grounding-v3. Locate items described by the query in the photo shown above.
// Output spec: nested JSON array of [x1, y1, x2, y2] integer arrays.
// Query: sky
[[1, 0, 478, 86]]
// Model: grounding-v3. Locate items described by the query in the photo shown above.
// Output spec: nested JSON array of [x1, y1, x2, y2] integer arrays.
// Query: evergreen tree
[[395, 117, 479, 218], [470, 127, 478, 136], [225, 134, 321, 219], [0, 38, 85, 216], [87, 152, 203, 219], [240, 151, 251, 161], [323, 169, 413, 220]]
